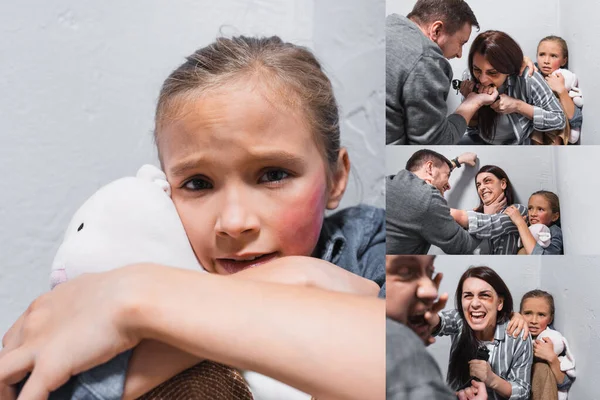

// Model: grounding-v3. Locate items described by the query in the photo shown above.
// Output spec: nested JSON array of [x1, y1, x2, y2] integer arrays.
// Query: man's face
[[436, 22, 472, 60], [386, 255, 439, 343], [430, 162, 451, 197]]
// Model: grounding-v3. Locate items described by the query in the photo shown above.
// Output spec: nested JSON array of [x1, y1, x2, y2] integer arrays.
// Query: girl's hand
[[460, 79, 476, 98], [233, 256, 380, 297], [468, 360, 495, 387], [534, 337, 558, 363], [0, 266, 147, 398], [546, 72, 567, 95], [490, 94, 521, 114], [506, 312, 530, 340], [520, 56, 538, 76], [503, 205, 526, 225]]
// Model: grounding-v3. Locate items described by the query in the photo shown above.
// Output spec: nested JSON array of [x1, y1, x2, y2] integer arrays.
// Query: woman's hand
[[534, 337, 558, 363], [545, 72, 567, 95], [506, 312, 530, 340], [233, 256, 380, 297], [468, 360, 496, 387], [0, 266, 146, 399], [503, 205, 527, 226], [490, 94, 521, 114]]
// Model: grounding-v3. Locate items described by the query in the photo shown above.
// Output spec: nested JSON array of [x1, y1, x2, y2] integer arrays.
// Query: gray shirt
[[386, 318, 455, 400], [386, 14, 467, 145], [386, 170, 480, 255]]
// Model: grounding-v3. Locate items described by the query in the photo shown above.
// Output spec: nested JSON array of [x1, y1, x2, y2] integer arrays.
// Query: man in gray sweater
[[386, 0, 498, 145], [386, 149, 480, 254]]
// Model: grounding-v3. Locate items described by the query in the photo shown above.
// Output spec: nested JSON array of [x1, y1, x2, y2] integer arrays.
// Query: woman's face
[[528, 194, 558, 226], [472, 52, 509, 88], [537, 40, 567, 77], [521, 297, 553, 338], [476, 172, 507, 206], [158, 81, 347, 275], [461, 277, 504, 337]]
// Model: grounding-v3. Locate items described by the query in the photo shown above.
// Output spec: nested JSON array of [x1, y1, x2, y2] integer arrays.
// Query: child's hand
[[490, 94, 521, 114], [232, 256, 380, 297], [506, 311, 530, 340], [520, 56, 538, 76], [546, 72, 567, 95], [534, 337, 558, 363], [504, 205, 527, 225]]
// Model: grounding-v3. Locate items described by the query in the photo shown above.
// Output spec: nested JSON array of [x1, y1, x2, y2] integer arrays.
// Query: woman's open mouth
[[216, 252, 278, 274], [469, 311, 487, 323]]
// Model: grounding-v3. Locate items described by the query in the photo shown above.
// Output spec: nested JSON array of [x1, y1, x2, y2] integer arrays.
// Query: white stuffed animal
[[536, 327, 576, 400], [553, 68, 583, 144], [50, 164, 203, 288]]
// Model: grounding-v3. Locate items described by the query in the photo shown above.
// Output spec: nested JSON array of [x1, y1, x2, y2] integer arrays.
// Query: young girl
[[534, 36, 583, 145], [504, 190, 563, 255], [0, 36, 385, 400], [520, 290, 576, 399]]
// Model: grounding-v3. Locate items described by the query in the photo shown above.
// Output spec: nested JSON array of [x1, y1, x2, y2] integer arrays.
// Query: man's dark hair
[[405, 149, 452, 172], [407, 0, 479, 34]]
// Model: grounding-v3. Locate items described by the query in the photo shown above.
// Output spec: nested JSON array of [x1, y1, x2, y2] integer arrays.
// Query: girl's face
[[158, 82, 347, 275], [461, 277, 504, 339], [476, 172, 507, 206], [472, 52, 509, 88], [528, 194, 558, 226], [537, 40, 567, 77], [521, 297, 553, 338]]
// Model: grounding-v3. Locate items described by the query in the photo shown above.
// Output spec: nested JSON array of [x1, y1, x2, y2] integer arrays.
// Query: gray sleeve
[[569, 105, 583, 129], [466, 204, 528, 240], [557, 373, 575, 391], [403, 56, 467, 145], [68, 350, 131, 400], [531, 225, 563, 255], [421, 193, 479, 254], [435, 309, 462, 337]]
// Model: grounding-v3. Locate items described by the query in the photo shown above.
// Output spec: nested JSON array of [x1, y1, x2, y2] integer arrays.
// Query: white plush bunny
[[553, 69, 583, 144]]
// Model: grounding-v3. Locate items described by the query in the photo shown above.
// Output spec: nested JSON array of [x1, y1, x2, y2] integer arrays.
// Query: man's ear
[[428, 21, 444, 41], [326, 148, 350, 210]]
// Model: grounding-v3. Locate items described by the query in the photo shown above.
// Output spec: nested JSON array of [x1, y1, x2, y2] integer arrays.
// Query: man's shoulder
[[387, 170, 438, 200], [386, 14, 444, 61]]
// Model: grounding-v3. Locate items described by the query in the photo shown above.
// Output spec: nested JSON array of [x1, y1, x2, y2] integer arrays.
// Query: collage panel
[[386, 255, 599, 399]]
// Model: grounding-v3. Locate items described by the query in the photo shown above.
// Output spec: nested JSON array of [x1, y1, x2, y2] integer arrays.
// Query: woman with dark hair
[[451, 165, 527, 254], [429, 266, 533, 400], [457, 31, 565, 145]]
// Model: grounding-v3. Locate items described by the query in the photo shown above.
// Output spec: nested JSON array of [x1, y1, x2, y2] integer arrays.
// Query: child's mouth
[[216, 252, 278, 274]]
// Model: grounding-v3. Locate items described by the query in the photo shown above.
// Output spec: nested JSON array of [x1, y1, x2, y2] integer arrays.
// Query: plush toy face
[[50, 165, 203, 289]]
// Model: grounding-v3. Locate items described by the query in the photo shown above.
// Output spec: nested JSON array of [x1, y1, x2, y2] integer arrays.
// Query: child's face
[[528, 195, 558, 226], [537, 41, 567, 77], [158, 83, 344, 275], [521, 297, 553, 338]]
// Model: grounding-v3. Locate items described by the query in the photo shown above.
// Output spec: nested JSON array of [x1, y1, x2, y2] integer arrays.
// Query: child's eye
[[259, 169, 290, 184], [182, 177, 213, 191]]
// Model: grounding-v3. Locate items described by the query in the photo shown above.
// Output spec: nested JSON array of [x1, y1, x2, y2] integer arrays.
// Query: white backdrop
[[0, 0, 385, 336], [387, 0, 597, 144]]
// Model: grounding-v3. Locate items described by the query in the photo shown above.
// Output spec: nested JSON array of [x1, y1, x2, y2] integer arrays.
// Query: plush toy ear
[[136, 164, 172, 196]]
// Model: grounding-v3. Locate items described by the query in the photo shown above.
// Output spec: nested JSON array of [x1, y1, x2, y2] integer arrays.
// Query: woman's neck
[[475, 324, 496, 342]]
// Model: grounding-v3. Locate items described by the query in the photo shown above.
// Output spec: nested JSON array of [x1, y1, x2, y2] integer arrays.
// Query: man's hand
[[458, 152, 478, 167], [467, 86, 499, 107], [423, 273, 448, 346], [490, 94, 521, 114], [534, 337, 558, 363], [457, 379, 488, 400], [506, 312, 530, 340], [520, 56, 538, 76], [482, 192, 507, 215], [546, 72, 567, 95]]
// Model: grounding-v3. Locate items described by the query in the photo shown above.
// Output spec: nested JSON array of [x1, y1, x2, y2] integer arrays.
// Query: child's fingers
[[0, 347, 34, 386]]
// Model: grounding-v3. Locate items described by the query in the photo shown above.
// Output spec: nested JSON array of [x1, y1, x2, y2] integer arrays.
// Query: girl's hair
[[154, 36, 340, 178], [530, 190, 561, 226], [447, 266, 514, 390], [474, 165, 515, 213], [537, 35, 569, 69], [519, 289, 555, 324], [468, 31, 523, 141]]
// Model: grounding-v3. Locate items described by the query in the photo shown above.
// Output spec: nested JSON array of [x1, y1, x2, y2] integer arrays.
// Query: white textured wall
[[0, 0, 384, 336]]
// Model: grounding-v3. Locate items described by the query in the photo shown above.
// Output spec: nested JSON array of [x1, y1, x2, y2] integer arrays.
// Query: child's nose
[[215, 188, 260, 238]]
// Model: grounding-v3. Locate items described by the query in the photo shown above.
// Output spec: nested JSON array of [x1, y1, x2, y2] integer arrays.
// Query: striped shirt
[[436, 309, 533, 400], [466, 67, 566, 145], [466, 204, 528, 255]]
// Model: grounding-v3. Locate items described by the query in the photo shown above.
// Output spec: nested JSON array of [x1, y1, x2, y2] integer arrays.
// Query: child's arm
[[531, 226, 563, 255], [503, 206, 536, 254], [545, 72, 576, 119], [533, 337, 566, 384]]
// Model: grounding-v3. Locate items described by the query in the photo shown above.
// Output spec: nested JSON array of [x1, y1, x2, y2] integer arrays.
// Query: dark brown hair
[[520, 289, 555, 324], [154, 36, 340, 179], [474, 165, 515, 213], [530, 190, 561, 226], [405, 149, 452, 172], [447, 266, 513, 390], [537, 35, 569, 69], [469, 31, 523, 141], [407, 0, 479, 34]]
